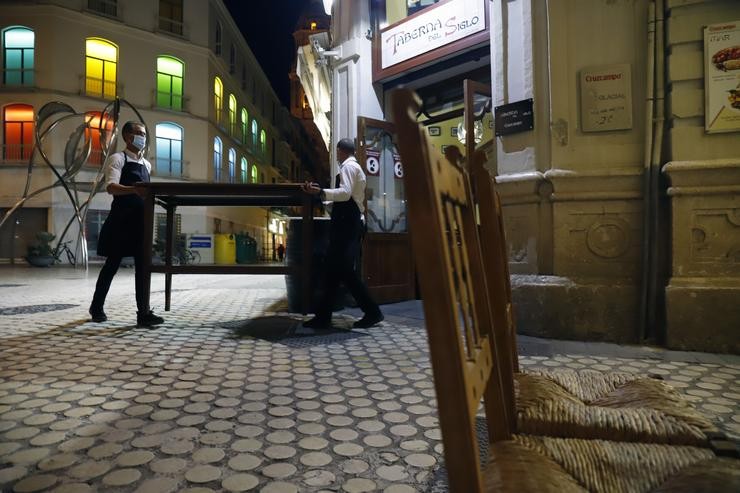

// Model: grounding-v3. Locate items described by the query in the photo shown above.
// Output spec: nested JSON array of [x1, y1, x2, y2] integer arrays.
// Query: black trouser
[[315, 218, 379, 320], [91, 252, 148, 313]]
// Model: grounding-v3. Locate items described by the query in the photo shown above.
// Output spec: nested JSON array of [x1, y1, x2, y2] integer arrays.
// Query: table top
[[134, 182, 311, 207]]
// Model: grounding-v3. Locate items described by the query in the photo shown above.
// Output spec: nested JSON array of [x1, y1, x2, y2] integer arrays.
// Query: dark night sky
[[223, 0, 312, 107]]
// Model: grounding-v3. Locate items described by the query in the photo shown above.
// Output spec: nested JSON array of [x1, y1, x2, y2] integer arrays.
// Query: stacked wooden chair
[[390, 88, 740, 493]]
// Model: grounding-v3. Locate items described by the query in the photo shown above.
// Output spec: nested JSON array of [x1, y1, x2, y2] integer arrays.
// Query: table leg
[[165, 204, 175, 311], [141, 188, 155, 314], [301, 194, 313, 315]]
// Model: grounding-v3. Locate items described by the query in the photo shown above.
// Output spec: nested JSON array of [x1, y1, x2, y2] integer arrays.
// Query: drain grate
[[0, 304, 78, 315]]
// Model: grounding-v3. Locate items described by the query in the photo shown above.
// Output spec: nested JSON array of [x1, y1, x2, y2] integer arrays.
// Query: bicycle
[[53, 240, 76, 266], [172, 246, 201, 265]]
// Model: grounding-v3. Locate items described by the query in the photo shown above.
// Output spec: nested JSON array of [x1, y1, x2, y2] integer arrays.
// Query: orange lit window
[[3, 104, 34, 161], [85, 111, 113, 166], [85, 38, 118, 99]]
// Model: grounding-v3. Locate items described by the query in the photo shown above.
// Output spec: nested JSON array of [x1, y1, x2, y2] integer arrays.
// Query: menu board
[[705, 21, 740, 133], [580, 64, 632, 132]]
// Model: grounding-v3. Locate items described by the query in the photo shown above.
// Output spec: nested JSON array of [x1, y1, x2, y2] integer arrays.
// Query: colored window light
[[86, 38, 118, 99], [213, 137, 222, 182], [156, 123, 183, 176], [3, 104, 34, 161], [3, 26, 34, 86], [260, 129, 266, 155], [241, 108, 248, 144], [214, 77, 223, 123], [228, 95, 237, 135], [228, 148, 236, 183], [241, 157, 247, 183], [250, 164, 258, 184], [156, 56, 184, 110], [85, 111, 113, 166], [251, 120, 258, 149]]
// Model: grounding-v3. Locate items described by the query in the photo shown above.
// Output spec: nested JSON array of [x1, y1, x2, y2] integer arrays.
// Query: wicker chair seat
[[484, 435, 740, 493], [516, 370, 717, 445]]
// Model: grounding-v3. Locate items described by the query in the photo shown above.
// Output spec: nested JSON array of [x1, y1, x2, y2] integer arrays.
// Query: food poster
[[705, 21, 740, 133]]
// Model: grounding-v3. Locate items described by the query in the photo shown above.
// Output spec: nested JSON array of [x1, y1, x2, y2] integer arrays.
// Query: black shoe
[[353, 311, 384, 329], [302, 316, 331, 329], [89, 308, 107, 323], [137, 310, 164, 327]]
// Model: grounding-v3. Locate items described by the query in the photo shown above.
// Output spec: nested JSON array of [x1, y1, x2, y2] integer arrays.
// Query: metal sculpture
[[0, 98, 148, 268]]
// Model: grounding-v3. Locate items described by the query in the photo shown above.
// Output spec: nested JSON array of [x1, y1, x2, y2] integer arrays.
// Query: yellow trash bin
[[214, 234, 236, 264]]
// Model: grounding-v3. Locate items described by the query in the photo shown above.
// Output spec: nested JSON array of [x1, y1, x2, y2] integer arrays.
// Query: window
[[228, 148, 236, 183], [86, 38, 117, 99], [260, 129, 266, 156], [2, 104, 34, 161], [156, 123, 183, 176], [310, 21, 317, 30], [240, 157, 248, 183], [250, 164, 258, 184], [159, 0, 184, 36], [85, 111, 113, 166], [88, 0, 117, 17], [213, 137, 222, 182], [214, 77, 223, 124], [228, 94, 237, 135], [215, 22, 222, 55], [3, 26, 34, 86], [241, 66, 247, 90], [240, 108, 248, 145], [251, 120, 258, 150], [229, 45, 235, 74], [156, 56, 184, 110]]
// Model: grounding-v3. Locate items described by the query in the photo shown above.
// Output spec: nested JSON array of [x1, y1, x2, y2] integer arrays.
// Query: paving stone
[[37, 453, 79, 471], [222, 473, 260, 492], [260, 482, 298, 493], [342, 478, 377, 492], [49, 483, 94, 493], [185, 464, 221, 483], [102, 468, 141, 486], [12, 474, 58, 492], [150, 457, 188, 474], [67, 460, 111, 480], [0, 466, 27, 484], [133, 477, 179, 493], [228, 453, 262, 471], [261, 463, 298, 479], [116, 450, 155, 467]]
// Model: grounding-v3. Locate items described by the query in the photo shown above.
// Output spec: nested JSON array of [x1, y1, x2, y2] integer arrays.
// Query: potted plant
[[26, 232, 56, 267]]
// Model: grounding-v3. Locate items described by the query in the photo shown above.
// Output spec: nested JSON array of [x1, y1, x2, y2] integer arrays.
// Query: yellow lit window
[[85, 38, 117, 99], [228, 94, 237, 135], [214, 77, 223, 123], [310, 22, 317, 30]]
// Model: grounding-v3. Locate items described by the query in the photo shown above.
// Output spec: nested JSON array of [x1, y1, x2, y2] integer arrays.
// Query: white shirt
[[105, 149, 152, 187], [322, 155, 366, 216]]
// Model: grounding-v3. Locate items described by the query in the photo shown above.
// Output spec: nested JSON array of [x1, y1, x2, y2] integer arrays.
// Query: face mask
[[131, 134, 146, 151]]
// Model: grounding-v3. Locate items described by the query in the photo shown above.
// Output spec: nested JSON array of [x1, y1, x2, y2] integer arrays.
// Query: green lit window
[[156, 56, 183, 110], [240, 108, 248, 145], [228, 94, 237, 135], [240, 157, 248, 183], [250, 164, 258, 183], [86, 38, 117, 99], [260, 129, 266, 156], [3, 104, 34, 161], [228, 148, 236, 183], [251, 120, 258, 149], [156, 122, 183, 176], [3, 26, 34, 86], [214, 77, 223, 124], [213, 137, 222, 182]]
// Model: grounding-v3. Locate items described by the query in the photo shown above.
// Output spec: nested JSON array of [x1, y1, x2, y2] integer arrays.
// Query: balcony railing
[[2, 69, 34, 86], [88, 0, 117, 17], [154, 90, 185, 111], [158, 16, 184, 37], [2, 144, 33, 162], [85, 76, 118, 99]]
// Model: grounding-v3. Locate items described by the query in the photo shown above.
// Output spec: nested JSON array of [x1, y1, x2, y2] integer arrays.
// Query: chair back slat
[[391, 89, 512, 493]]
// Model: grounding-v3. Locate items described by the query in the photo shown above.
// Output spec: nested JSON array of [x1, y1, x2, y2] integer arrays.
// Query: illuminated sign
[[381, 0, 486, 69]]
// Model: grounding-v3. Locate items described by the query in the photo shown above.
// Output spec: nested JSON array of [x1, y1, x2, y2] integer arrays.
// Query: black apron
[[97, 153, 150, 257], [329, 171, 363, 257]]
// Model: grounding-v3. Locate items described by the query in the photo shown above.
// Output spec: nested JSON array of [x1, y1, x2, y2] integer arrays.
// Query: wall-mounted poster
[[580, 64, 632, 132], [705, 21, 740, 133]]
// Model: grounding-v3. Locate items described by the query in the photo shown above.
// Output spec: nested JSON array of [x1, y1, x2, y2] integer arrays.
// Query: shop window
[[2, 26, 34, 86], [260, 129, 266, 156], [228, 94, 237, 135], [214, 76, 223, 124], [240, 157, 248, 183], [84, 111, 113, 166], [241, 108, 248, 145], [250, 164, 258, 183], [2, 104, 34, 161], [85, 38, 117, 99], [88, 0, 117, 17], [156, 122, 183, 176], [215, 21, 222, 55], [213, 137, 222, 182], [159, 0, 184, 36], [251, 120, 258, 150], [156, 56, 184, 110], [228, 148, 236, 183]]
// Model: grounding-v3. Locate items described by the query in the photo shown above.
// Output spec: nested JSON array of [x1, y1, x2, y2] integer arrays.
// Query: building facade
[[319, 0, 739, 352], [0, 0, 316, 263]]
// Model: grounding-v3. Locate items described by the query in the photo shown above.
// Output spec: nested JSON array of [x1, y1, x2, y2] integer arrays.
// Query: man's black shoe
[[89, 309, 107, 323], [353, 312, 384, 329], [137, 310, 164, 327], [302, 317, 331, 329]]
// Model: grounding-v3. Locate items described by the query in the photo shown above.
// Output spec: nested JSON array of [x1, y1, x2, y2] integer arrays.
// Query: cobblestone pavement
[[0, 267, 738, 492]]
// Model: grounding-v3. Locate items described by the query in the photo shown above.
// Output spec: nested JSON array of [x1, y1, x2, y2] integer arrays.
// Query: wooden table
[[135, 182, 314, 313]]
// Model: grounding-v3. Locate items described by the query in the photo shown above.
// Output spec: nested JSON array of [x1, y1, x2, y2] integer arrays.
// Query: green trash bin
[[235, 234, 249, 264], [246, 236, 257, 263]]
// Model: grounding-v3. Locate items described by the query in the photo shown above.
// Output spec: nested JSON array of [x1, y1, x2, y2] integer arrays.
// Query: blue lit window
[[228, 148, 236, 183], [240, 157, 248, 183], [3, 26, 34, 86], [213, 137, 222, 182], [156, 123, 183, 176]]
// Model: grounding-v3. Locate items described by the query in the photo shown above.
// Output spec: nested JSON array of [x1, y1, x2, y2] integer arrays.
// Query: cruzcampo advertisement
[[705, 21, 740, 133]]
